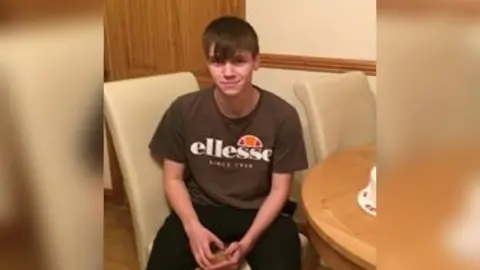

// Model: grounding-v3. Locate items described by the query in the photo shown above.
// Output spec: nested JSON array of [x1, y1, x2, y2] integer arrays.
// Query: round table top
[[301, 144, 480, 270], [301, 145, 377, 269]]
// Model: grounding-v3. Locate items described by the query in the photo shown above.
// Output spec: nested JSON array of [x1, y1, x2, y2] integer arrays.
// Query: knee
[[246, 217, 301, 269], [249, 253, 301, 270], [265, 216, 301, 258], [270, 216, 301, 245], [146, 214, 193, 269]]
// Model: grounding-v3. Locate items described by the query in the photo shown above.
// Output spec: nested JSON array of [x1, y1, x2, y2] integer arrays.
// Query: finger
[[198, 247, 212, 269], [203, 241, 215, 261], [224, 242, 238, 256], [209, 233, 225, 250], [229, 250, 241, 264], [193, 251, 207, 270]]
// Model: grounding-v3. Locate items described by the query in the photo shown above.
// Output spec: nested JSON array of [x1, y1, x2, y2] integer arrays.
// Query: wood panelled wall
[[0, 0, 100, 23], [104, 0, 246, 84]]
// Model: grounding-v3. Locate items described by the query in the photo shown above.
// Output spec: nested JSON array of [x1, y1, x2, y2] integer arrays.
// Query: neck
[[214, 84, 259, 119]]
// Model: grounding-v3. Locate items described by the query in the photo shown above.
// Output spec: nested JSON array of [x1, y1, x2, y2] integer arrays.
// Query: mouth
[[220, 81, 240, 88]]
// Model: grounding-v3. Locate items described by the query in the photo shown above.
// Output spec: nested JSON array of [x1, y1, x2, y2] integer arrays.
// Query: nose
[[222, 63, 234, 77]]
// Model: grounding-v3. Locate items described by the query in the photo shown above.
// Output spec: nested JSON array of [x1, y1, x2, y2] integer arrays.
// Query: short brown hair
[[202, 16, 259, 63]]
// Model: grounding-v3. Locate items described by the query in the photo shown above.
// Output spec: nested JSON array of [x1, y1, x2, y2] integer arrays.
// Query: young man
[[147, 16, 308, 270]]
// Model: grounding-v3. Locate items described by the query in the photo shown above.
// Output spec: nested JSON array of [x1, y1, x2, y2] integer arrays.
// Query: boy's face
[[207, 45, 259, 97]]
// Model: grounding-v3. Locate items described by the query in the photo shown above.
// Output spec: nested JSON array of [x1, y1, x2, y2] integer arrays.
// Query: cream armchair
[[104, 72, 310, 270], [293, 71, 376, 162]]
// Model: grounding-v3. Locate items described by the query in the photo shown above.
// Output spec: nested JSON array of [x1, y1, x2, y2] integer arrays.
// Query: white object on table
[[357, 165, 377, 216]]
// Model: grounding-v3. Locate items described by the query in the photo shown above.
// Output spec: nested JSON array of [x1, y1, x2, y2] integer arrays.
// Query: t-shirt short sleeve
[[272, 109, 309, 173], [149, 99, 186, 163]]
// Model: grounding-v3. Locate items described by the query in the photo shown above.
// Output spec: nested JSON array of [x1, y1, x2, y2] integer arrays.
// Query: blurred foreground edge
[[0, 8, 103, 270]]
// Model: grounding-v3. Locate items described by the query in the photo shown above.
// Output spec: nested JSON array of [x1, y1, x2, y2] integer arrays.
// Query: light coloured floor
[[104, 201, 139, 270]]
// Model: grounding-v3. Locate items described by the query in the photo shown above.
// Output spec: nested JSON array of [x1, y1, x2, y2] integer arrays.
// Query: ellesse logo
[[190, 135, 273, 162], [237, 135, 263, 148]]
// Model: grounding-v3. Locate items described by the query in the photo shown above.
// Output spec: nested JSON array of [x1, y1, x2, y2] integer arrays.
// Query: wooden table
[[301, 144, 480, 270], [301, 146, 376, 270]]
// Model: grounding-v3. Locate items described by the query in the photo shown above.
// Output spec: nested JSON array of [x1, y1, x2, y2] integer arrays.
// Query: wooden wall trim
[[193, 53, 376, 86], [378, 0, 480, 15], [260, 53, 376, 76]]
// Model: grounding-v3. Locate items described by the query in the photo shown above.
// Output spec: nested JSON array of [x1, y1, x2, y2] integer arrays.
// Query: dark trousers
[[146, 204, 301, 270]]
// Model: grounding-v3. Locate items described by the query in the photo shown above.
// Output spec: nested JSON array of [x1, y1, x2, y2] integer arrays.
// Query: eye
[[231, 57, 247, 65], [208, 57, 225, 66]]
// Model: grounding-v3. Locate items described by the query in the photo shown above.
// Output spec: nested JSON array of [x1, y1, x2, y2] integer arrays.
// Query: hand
[[184, 222, 225, 269], [223, 240, 252, 268]]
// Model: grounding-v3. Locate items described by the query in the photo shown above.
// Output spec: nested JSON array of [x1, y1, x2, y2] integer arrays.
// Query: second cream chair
[[293, 71, 376, 162]]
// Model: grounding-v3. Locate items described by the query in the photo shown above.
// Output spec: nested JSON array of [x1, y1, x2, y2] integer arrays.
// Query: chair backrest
[[294, 71, 376, 162], [104, 72, 199, 269]]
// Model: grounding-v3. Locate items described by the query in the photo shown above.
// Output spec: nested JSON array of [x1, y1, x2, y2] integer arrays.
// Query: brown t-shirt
[[149, 86, 308, 209]]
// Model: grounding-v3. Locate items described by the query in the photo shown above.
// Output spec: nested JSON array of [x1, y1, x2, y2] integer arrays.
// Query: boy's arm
[[240, 172, 292, 247], [149, 101, 200, 227], [241, 108, 308, 248], [162, 158, 200, 229]]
